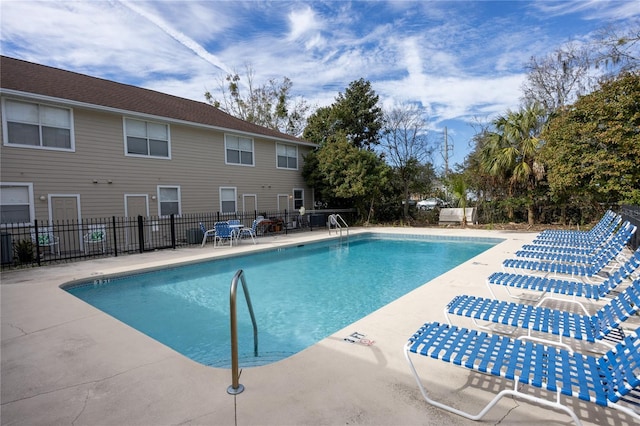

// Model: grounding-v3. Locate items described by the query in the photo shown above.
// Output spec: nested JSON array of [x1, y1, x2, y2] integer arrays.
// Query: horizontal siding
[[1, 102, 313, 221]]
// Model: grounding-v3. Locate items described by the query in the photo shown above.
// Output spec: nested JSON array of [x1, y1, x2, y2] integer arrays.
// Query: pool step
[[207, 351, 296, 368]]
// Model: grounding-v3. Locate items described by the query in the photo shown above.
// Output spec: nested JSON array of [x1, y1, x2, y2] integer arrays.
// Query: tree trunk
[[527, 188, 535, 226], [403, 183, 410, 219], [366, 197, 375, 224]]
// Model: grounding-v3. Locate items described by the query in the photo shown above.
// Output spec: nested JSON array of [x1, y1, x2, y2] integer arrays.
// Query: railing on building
[[0, 209, 355, 269]]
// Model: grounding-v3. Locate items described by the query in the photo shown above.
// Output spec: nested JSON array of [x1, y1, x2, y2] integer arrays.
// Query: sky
[[1, 0, 639, 171]]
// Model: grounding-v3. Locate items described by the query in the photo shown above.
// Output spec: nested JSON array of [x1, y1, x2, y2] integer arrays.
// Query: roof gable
[[0, 56, 309, 145]]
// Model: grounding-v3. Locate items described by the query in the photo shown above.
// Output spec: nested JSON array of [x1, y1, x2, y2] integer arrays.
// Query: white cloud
[[288, 6, 324, 41], [119, 0, 233, 75], [533, 0, 640, 20]]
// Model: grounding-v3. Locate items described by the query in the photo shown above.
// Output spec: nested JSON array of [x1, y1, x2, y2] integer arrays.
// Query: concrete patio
[[1, 227, 638, 425]]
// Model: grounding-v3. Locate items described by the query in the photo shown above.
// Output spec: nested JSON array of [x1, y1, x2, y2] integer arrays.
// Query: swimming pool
[[64, 233, 502, 367]]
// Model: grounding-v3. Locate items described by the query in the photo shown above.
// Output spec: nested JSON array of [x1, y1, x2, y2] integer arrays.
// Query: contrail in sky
[[118, 0, 234, 75]]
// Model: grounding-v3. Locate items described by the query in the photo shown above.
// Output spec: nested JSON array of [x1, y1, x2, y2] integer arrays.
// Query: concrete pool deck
[[1, 227, 638, 425]]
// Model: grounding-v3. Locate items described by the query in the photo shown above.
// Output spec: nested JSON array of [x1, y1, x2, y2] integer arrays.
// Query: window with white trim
[[1, 183, 34, 225], [2, 99, 74, 150], [225, 135, 254, 165], [220, 187, 237, 213], [293, 189, 304, 210], [157, 186, 180, 216], [125, 118, 170, 158], [277, 143, 298, 169]]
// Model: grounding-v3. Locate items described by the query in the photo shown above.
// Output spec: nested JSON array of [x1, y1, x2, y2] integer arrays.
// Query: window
[[125, 118, 170, 158], [1, 183, 34, 225], [293, 189, 304, 210], [2, 99, 73, 150], [277, 143, 298, 169], [225, 135, 254, 165], [157, 186, 180, 216], [220, 187, 237, 213]]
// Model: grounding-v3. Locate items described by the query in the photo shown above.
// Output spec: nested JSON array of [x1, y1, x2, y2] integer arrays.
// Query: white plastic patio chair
[[31, 226, 60, 256], [83, 224, 106, 253]]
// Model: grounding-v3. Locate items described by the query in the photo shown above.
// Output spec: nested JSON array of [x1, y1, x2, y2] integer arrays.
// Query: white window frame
[[220, 187, 237, 213], [0, 182, 35, 226], [124, 118, 171, 159], [225, 134, 254, 166], [276, 143, 298, 170], [157, 186, 181, 217], [293, 188, 304, 210], [2, 98, 75, 151]]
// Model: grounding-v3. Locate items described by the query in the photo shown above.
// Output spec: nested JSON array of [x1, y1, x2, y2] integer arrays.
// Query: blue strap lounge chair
[[519, 214, 623, 254], [404, 321, 640, 425], [199, 222, 216, 247], [213, 222, 234, 247], [489, 246, 640, 312], [238, 219, 258, 244], [445, 278, 640, 351], [515, 221, 635, 261], [533, 210, 620, 244], [502, 223, 636, 282]]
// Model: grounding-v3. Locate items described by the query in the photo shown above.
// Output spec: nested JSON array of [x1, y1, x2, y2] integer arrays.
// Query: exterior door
[[243, 194, 257, 215], [51, 195, 80, 254], [125, 195, 149, 251], [277, 194, 290, 212]]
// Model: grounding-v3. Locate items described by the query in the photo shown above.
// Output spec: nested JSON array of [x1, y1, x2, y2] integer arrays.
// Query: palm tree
[[481, 104, 546, 225], [449, 174, 468, 227]]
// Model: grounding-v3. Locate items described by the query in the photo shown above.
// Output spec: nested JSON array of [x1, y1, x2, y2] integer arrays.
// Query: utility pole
[[440, 127, 453, 176]]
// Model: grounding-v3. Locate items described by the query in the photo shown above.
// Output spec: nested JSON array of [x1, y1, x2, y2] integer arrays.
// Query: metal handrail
[[227, 269, 258, 395], [328, 214, 349, 238]]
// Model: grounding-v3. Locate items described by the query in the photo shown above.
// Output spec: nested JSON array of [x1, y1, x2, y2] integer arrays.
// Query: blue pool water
[[65, 233, 501, 367]]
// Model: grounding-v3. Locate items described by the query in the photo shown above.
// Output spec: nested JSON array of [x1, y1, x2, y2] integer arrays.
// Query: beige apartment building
[[0, 56, 315, 228]]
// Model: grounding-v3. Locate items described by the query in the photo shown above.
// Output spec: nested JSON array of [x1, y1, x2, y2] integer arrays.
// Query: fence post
[[284, 209, 288, 235], [34, 219, 41, 266], [170, 214, 176, 249], [137, 215, 145, 253], [111, 216, 118, 257]]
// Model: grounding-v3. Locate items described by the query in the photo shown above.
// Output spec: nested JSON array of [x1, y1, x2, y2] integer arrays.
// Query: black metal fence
[[621, 204, 640, 251], [0, 209, 356, 269]]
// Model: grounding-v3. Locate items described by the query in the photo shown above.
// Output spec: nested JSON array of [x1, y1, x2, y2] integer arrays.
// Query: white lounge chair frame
[[200, 222, 216, 247]]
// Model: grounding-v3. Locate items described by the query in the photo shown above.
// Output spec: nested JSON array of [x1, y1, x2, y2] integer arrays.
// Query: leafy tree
[[303, 78, 383, 149], [205, 64, 310, 135], [481, 104, 547, 225], [380, 103, 434, 219], [302, 106, 335, 146], [313, 132, 391, 222], [541, 72, 640, 206]]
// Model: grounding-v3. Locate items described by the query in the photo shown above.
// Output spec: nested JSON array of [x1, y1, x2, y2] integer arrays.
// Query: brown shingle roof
[[0, 56, 309, 144]]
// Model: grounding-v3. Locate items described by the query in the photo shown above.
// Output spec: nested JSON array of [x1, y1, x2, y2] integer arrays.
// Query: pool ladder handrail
[[227, 269, 258, 395], [328, 214, 349, 238]]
